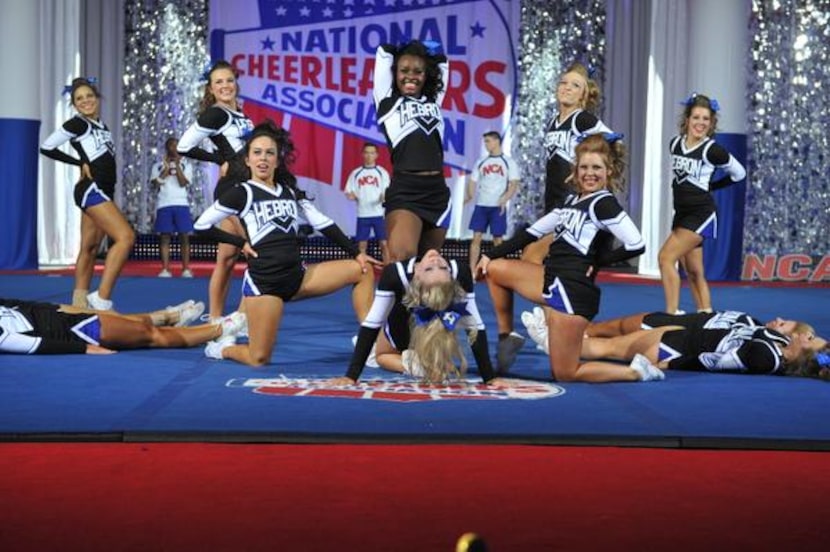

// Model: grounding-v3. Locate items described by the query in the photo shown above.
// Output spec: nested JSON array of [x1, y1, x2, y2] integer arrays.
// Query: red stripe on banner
[[241, 102, 284, 127], [287, 116, 335, 183]]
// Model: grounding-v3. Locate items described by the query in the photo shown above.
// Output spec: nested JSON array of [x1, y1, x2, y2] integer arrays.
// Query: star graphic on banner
[[275, 6, 286, 16], [471, 21, 486, 37], [300, 6, 311, 16], [322, 7, 333, 16], [261, 36, 275, 50], [344, 7, 354, 17], [385, 0, 397, 7]]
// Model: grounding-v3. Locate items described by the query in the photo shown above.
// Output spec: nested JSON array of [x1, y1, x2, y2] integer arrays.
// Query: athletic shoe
[[181, 269, 194, 278], [219, 311, 247, 340], [87, 291, 113, 311], [205, 336, 234, 360], [496, 332, 526, 374], [158, 269, 172, 278], [521, 310, 549, 354], [167, 300, 205, 327], [401, 349, 425, 378], [352, 335, 380, 368], [629, 353, 666, 382], [673, 310, 686, 315]]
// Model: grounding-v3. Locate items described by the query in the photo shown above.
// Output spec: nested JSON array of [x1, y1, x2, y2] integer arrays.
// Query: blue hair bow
[[576, 132, 624, 144], [412, 302, 470, 331], [62, 76, 97, 96], [680, 92, 720, 112], [816, 352, 830, 368], [422, 40, 443, 56], [200, 61, 215, 83]]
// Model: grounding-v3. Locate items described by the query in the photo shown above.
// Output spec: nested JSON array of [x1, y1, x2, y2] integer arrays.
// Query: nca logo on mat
[[226, 377, 565, 403]]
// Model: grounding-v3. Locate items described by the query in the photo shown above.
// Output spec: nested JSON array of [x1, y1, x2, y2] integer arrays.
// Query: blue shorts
[[155, 206, 194, 234], [355, 216, 386, 241], [469, 205, 507, 237]]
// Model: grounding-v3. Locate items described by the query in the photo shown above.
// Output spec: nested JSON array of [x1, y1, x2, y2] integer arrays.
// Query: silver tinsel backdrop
[[746, 0, 830, 255], [122, 0, 210, 233], [512, 0, 606, 229]]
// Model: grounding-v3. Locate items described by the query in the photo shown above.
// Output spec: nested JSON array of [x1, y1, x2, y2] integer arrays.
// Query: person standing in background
[[151, 137, 195, 278], [465, 131, 521, 274], [344, 143, 391, 263]]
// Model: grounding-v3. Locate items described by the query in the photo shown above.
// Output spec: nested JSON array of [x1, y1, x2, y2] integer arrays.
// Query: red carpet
[[1, 443, 827, 551]]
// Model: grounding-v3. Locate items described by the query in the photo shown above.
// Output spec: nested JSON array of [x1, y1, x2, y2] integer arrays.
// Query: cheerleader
[[40, 77, 135, 310], [658, 93, 746, 315]]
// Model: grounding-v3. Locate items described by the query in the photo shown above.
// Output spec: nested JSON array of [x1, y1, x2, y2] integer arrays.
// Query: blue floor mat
[[1, 274, 828, 449]]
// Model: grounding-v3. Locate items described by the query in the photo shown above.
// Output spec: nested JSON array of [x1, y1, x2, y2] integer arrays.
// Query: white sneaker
[[166, 300, 205, 327], [158, 269, 172, 278], [87, 291, 113, 311], [533, 306, 545, 326], [521, 311, 549, 354], [181, 269, 194, 278], [218, 311, 247, 340], [629, 353, 665, 382], [205, 336, 234, 360]]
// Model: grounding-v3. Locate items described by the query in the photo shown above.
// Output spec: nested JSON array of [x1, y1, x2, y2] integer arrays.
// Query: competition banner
[[209, 0, 520, 237]]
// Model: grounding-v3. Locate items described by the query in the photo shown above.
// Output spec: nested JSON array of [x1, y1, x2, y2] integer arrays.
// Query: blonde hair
[[783, 344, 830, 382], [563, 62, 602, 113], [403, 279, 471, 384], [568, 134, 627, 195]]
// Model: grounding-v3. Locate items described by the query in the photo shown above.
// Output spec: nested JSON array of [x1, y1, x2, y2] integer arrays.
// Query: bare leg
[[484, 258, 544, 335], [222, 295, 283, 367], [294, 260, 375, 321], [520, 233, 553, 264], [180, 233, 191, 272], [658, 228, 702, 314], [209, 217, 244, 320], [386, 210, 423, 261], [585, 313, 650, 337], [159, 233, 172, 272], [682, 247, 711, 312], [375, 331, 404, 373], [469, 232, 483, 274], [580, 327, 677, 362], [85, 202, 136, 301], [73, 213, 105, 305], [379, 239, 390, 264], [418, 226, 447, 256], [98, 313, 221, 349]]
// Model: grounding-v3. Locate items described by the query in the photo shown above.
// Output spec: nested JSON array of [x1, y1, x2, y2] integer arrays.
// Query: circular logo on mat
[[225, 377, 565, 403]]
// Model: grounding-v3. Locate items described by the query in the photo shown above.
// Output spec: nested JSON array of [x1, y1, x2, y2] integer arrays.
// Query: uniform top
[[373, 46, 449, 173], [0, 298, 88, 355], [40, 115, 117, 184], [543, 109, 611, 210], [178, 105, 254, 182], [488, 190, 645, 279], [194, 180, 358, 278], [344, 165, 391, 218], [346, 259, 495, 383], [151, 157, 194, 209], [642, 310, 764, 331], [669, 135, 746, 197], [470, 154, 521, 207], [663, 325, 790, 375]]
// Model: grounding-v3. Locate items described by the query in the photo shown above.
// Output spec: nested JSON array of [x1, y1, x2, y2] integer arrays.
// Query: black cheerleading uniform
[[669, 135, 746, 238], [178, 105, 254, 199], [641, 310, 763, 331], [659, 325, 789, 375], [40, 115, 117, 209], [373, 46, 451, 228], [487, 190, 645, 320], [346, 259, 496, 383], [0, 298, 101, 355], [194, 180, 359, 301], [543, 110, 611, 211]]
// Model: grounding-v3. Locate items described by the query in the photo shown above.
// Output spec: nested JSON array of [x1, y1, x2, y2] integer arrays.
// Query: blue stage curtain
[[0, 118, 40, 269], [705, 132, 747, 281]]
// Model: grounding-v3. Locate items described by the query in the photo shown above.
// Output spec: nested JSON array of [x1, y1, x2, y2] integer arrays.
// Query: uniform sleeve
[[706, 142, 746, 190], [574, 111, 612, 136], [591, 196, 645, 266], [299, 199, 359, 255], [373, 46, 396, 107], [177, 108, 227, 164], [39, 119, 86, 166], [436, 57, 450, 107], [486, 229, 537, 259], [193, 186, 248, 248]]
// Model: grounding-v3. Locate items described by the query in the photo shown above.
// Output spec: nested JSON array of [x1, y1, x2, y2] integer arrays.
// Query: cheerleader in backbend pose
[[658, 93, 746, 315], [327, 249, 509, 386], [194, 121, 379, 367], [476, 135, 648, 382], [373, 39, 451, 261], [178, 60, 254, 321], [40, 77, 135, 311], [580, 321, 829, 381]]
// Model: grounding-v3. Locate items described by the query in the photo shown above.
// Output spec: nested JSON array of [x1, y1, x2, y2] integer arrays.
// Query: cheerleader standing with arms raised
[[658, 93, 746, 315], [40, 77, 135, 310], [178, 60, 254, 321]]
